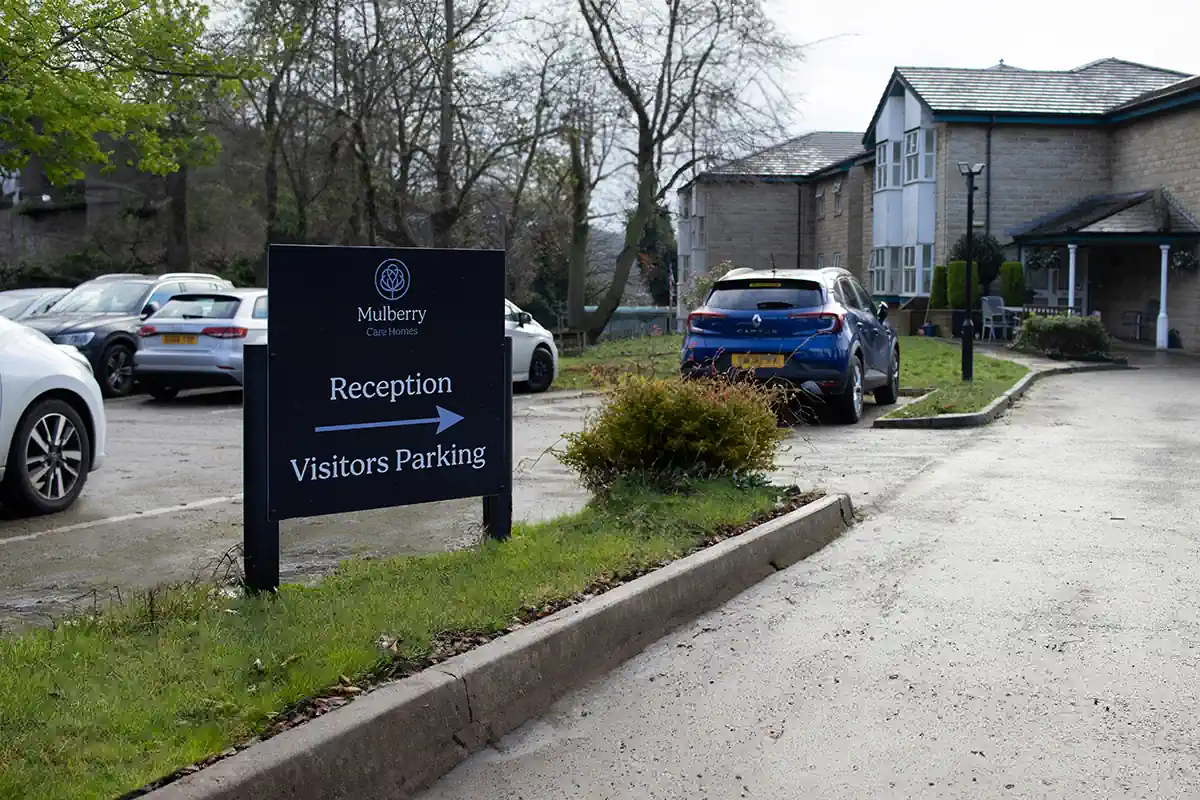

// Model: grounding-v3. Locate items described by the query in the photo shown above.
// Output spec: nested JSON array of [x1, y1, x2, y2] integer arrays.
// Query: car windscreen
[[52, 281, 151, 314], [706, 279, 825, 311], [0, 294, 34, 319], [154, 294, 243, 320]]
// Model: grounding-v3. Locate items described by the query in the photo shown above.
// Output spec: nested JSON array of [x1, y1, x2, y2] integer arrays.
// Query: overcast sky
[[768, 0, 1200, 134]]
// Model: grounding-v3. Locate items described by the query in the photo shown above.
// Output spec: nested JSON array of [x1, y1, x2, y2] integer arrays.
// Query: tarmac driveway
[[421, 359, 1200, 798]]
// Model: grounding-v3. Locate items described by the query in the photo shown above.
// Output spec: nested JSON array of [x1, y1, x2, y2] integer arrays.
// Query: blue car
[[680, 267, 899, 424]]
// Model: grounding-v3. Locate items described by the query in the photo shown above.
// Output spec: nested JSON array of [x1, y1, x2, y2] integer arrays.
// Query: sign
[[265, 245, 507, 521]]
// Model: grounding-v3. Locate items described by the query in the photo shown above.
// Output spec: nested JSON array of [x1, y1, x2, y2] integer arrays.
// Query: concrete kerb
[[145, 493, 854, 800], [873, 362, 1136, 429]]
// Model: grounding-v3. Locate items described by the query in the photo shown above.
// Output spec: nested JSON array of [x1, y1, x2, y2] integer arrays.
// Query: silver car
[[134, 289, 268, 400]]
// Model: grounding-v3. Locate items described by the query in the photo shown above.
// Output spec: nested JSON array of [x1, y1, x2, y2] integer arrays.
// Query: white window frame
[[815, 185, 826, 218], [920, 245, 933, 295], [817, 253, 825, 269], [680, 253, 691, 283], [904, 130, 920, 183], [891, 141, 902, 187], [870, 248, 887, 293], [832, 252, 841, 268], [875, 143, 888, 190], [923, 129, 936, 180], [695, 215, 706, 248], [679, 192, 692, 218], [902, 245, 917, 294], [833, 179, 843, 214]]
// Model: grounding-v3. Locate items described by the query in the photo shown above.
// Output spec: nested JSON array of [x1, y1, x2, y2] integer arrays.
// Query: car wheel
[[147, 385, 180, 402], [522, 346, 555, 393], [874, 346, 900, 405], [1, 398, 92, 515], [101, 342, 135, 398], [835, 356, 865, 424]]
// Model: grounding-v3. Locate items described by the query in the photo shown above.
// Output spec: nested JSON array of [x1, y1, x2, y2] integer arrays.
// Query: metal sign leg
[[243, 343, 280, 592], [483, 337, 514, 542]]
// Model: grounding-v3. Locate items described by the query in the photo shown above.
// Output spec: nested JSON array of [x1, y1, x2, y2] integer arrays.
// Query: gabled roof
[[698, 131, 867, 181], [864, 58, 1193, 146], [1008, 188, 1200, 243]]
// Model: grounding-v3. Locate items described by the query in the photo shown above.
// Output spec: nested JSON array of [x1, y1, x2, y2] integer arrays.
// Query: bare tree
[[570, 0, 798, 341]]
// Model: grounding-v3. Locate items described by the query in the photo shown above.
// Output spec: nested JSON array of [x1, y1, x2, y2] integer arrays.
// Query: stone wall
[[703, 180, 800, 271]]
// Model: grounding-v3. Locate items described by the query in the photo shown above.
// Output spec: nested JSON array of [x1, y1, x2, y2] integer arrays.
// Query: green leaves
[[0, 0, 244, 183]]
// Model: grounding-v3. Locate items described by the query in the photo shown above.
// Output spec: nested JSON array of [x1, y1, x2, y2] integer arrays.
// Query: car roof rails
[[91, 273, 150, 281], [157, 272, 226, 281]]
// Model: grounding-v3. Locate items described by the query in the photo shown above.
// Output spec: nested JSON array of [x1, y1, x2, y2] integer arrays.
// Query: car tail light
[[687, 311, 726, 334], [138, 325, 157, 337], [201, 326, 248, 339], [786, 312, 843, 334]]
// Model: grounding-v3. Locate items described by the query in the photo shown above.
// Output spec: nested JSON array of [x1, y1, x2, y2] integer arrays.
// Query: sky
[[768, 0, 1200, 135]]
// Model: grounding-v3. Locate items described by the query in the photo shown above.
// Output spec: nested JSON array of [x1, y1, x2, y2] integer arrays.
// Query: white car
[[505, 300, 558, 393], [0, 316, 107, 515]]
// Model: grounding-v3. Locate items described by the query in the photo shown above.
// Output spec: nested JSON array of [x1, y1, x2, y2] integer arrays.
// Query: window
[[923, 129, 936, 180], [817, 253, 825, 269], [875, 143, 888, 190], [870, 248, 887, 293], [833, 180, 843, 214], [253, 295, 269, 319], [850, 278, 875, 310], [695, 216, 706, 247], [815, 186, 826, 218], [679, 192, 692, 218], [680, 253, 691, 282], [706, 279, 825, 311], [902, 246, 917, 294], [920, 245, 933, 295], [832, 252, 842, 268], [147, 282, 185, 311], [904, 130, 920, 183], [837, 278, 866, 310], [155, 294, 243, 320], [891, 141, 902, 187]]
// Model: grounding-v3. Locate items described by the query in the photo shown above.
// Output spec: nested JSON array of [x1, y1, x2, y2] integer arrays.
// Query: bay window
[[921, 245, 933, 294], [904, 130, 919, 183], [923, 129, 936, 179], [902, 246, 917, 294], [870, 248, 887, 293], [891, 141, 902, 187], [875, 143, 888, 190]]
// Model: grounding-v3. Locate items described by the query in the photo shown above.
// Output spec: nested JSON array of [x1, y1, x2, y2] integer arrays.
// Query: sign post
[[243, 342, 278, 592], [242, 245, 511, 592]]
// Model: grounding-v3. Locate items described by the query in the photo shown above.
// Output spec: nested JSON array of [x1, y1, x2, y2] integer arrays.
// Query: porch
[[1010, 189, 1200, 351]]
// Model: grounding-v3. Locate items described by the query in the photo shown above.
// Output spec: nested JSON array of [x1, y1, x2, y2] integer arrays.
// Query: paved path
[[422, 361, 1200, 798]]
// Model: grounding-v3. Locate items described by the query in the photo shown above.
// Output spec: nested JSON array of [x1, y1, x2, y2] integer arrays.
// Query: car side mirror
[[141, 302, 160, 319], [518, 311, 532, 327], [877, 302, 889, 321]]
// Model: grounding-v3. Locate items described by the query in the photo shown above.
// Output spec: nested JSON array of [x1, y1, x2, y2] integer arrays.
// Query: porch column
[[1067, 243, 1078, 313], [1157, 243, 1170, 350]]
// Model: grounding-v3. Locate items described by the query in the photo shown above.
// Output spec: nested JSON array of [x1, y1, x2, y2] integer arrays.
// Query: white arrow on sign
[[314, 405, 465, 435]]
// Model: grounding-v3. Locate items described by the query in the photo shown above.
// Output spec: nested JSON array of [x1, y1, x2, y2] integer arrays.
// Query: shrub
[[999, 261, 1024, 306], [949, 232, 1004, 288], [687, 260, 737, 309], [946, 261, 982, 309], [1015, 314, 1111, 358], [929, 264, 948, 309], [557, 376, 781, 492]]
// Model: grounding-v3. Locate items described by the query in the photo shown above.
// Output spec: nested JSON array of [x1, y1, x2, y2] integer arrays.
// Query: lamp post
[[957, 162, 986, 381]]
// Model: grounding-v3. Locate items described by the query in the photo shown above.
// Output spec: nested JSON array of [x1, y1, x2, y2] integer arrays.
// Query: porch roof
[[1009, 189, 1200, 245]]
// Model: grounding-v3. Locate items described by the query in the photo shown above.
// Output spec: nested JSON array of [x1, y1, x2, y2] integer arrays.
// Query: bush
[[946, 261, 982, 309], [949, 232, 1005, 289], [557, 377, 781, 492], [929, 264, 948, 309], [999, 261, 1024, 306], [1014, 314, 1111, 358], [687, 260, 737, 309]]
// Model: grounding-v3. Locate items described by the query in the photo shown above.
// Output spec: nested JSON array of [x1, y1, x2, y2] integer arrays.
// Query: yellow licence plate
[[161, 334, 198, 345], [731, 353, 784, 369]]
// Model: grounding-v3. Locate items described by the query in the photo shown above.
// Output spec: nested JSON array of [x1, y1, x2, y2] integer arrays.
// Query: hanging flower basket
[[1024, 247, 1061, 271], [1169, 247, 1199, 273]]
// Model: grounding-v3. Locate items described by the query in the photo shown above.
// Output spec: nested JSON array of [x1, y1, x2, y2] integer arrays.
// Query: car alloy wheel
[[104, 345, 134, 396], [25, 411, 84, 503], [851, 358, 864, 419]]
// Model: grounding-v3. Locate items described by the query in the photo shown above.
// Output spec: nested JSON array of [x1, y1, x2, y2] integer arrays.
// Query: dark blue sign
[[266, 245, 507, 521]]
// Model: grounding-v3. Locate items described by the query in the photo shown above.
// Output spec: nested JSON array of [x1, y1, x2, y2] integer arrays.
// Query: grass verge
[[555, 334, 683, 390], [0, 479, 799, 800], [890, 336, 1030, 418]]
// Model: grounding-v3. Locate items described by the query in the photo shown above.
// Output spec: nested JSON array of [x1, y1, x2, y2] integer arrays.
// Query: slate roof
[[894, 58, 1190, 116], [700, 132, 867, 180], [1009, 189, 1200, 240]]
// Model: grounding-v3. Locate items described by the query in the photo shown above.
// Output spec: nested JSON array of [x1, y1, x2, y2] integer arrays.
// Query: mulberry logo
[[374, 259, 411, 302]]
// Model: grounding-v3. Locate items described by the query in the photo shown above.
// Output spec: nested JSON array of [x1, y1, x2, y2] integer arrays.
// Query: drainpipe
[[796, 183, 803, 269], [985, 117, 994, 236]]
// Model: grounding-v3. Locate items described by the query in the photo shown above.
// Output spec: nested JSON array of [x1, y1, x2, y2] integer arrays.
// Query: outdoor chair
[[981, 296, 1012, 341]]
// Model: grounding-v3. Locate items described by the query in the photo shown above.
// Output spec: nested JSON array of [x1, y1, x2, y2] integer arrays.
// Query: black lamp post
[[957, 161, 986, 381]]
